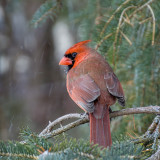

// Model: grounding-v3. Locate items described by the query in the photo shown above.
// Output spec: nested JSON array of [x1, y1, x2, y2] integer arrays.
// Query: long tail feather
[[90, 107, 112, 148]]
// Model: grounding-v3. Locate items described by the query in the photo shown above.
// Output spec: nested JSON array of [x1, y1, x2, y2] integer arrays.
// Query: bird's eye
[[72, 52, 77, 57]]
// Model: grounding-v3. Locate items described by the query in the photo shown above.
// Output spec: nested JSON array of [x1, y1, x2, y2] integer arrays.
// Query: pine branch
[[39, 115, 89, 139], [113, 5, 135, 51], [31, 0, 62, 27], [39, 113, 88, 136], [130, 0, 154, 16], [147, 149, 160, 160], [0, 152, 38, 159], [97, 0, 155, 50], [100, 0, 132, 37], [39, 106, 160, 139], [133, 115, 160, 153]]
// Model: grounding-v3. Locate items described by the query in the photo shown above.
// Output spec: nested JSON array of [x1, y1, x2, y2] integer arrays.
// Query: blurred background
[[0, 0, 159, 141], [0, 0, 82, 140]]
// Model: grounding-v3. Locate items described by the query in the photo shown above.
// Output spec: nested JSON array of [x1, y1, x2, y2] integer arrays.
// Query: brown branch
[[39, 116, 89, 139], [39, 113, 84, 136], [39, 106, 160, 139], [110, 106, 160, 118]]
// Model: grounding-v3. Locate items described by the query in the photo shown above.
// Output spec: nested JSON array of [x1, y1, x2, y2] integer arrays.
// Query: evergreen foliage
[[31, 0, 62, 27], [0, 128, 146, 160]]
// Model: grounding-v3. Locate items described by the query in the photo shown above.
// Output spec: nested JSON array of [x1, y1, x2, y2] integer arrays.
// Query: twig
[[133, 115, 160, 150], [39, 113, 84, 136], [146, 149, 160, 160], [152, 118, 160, 150], [39, 116, 89, 139], [100, 0, 132, 37], [39, 106, 160, 139], [120, 30, 132, 45], [114, 6, 135, 51], [97, 0, 155, 50], [145, 115, 160, 136], [147, 4, 155, 45], [123, 12, 133, 26], [110, 106, 160, 118], [95, 33, 113, 50], [133, 136, 153, 144], [139, 17, 152, 24], [130, 0, 154, 17]]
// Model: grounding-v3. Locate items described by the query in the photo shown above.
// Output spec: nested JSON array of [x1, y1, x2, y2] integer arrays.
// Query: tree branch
[[147, 149, 160, 160], [110, 106, 160, 118], [39, 116, 89, 139], [39, 113, 85, 136], [39, 106, 160, 139]]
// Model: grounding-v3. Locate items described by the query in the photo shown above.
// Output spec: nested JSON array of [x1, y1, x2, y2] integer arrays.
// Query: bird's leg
[[80, 112, 89, 119]]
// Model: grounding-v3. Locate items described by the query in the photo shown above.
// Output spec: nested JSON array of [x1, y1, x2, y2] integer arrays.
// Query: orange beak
[[59, 56, 72, 65]]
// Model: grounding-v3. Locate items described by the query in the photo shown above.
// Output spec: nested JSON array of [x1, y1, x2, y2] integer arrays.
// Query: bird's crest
[[72, 40, 91, 47], [65, 40, 91, 55]]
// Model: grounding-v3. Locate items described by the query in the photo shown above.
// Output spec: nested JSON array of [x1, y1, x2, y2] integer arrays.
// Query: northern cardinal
[[59, 40, 125, 148]]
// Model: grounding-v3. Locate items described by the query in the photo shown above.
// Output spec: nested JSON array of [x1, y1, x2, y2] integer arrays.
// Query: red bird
[[59, 40, 125, 148]]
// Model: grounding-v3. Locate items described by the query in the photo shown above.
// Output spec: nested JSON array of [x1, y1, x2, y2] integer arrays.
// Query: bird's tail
[[89, 107, 112, 148]]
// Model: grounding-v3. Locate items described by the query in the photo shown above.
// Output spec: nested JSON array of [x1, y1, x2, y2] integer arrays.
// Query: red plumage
[[59, 40, 125, 148]]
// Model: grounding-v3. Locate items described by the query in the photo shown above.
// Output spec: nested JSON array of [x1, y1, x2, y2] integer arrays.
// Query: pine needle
[[120, 30, 132, 45], [126, 132, 136, 139], [139, 17, 152, 24], [100, 0, 132, 37]]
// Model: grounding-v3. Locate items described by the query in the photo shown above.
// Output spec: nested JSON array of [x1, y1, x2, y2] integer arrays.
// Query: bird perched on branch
[[59, 40, 125, 148]]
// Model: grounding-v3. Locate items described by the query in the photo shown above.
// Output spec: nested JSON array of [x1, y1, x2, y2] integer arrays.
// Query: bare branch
[[95, 33, 113, 50], [110, 106, 160, 118], [39, 113, 84, 136], [39, 115, 89, 139], [39, 106, 160, 139]]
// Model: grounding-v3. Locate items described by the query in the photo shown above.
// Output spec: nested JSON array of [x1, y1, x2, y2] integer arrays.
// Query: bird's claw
[[80, 112, 89, 118]]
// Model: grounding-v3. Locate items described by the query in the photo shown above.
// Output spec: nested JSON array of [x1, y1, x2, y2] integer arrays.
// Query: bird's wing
[[68, 74, 100, 113], [104, 72, 125, 107]]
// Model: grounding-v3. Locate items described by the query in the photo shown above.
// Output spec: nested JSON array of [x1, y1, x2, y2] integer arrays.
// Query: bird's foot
[[80, 112, 89, 119]]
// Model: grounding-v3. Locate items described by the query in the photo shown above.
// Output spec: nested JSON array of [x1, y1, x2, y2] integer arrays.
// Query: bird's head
[[59, 40, 91, 71]]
